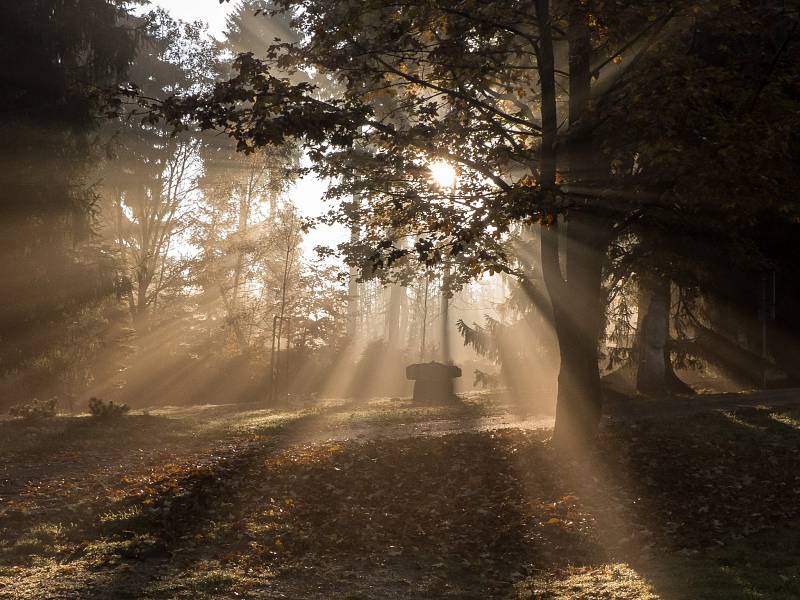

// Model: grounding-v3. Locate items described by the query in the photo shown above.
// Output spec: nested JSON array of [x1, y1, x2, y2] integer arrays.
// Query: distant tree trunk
[[636, 277, 669, 395], [399, 283, 409, 347], [275, 237, 293, 399], [114, 191, 138, 319], [420, 276, 430, 360], [269, 314, 278, 403], [346, 195, 361, 338], [219, 284, 248, 353], [635, 277, 691, 395], [151, 235, 171, 315], [440, 260, 451, 363], [347, 267, 360, 338], [135, 263, 152, 322], [385, 283, 402, 347], [229, 177, 253, 354]]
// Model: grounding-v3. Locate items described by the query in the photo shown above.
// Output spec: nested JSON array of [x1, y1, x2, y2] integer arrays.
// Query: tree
[[101, 9, 218, 323], [156, 0, 800, 443], [152, 0, 642, 440], [594, 1, 800, 395], [222, 0, 298, 59], [267, 204, 304, 400], [194, 141, 298, 352], [0, 0, 137, 399]]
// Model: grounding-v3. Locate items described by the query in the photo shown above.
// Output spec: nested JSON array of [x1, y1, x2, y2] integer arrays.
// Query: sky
[[148, 0, 233, 37], [146, 0, 345, 259]]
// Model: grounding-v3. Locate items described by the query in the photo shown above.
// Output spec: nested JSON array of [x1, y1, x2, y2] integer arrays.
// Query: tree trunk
[[544, 215, 610, 445], [440, 260, 451, 363], [269, 314, 278, 403], [537, 0, 609, 445], [635, 278, 691, 395], [346, 194, 361, 338], [385, 283, 402, 347], [347, 268, 360, 338], [135, 266, 151, 322], [229, 187, 252, 354], [554, 324, 604, 445], [420, 276, 430, 360], [275, 237, 293, 401], [635, 277, 669, 395], [399, 283, 409, 347]]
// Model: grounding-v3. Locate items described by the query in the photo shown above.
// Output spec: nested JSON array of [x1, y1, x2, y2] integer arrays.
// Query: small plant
[[88, 397, 130, 419], [473, 369, 500, 389], [9, 398, 57, 420]]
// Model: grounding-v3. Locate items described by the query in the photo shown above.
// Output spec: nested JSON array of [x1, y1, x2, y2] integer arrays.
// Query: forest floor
[[1, 390, 800, 599]]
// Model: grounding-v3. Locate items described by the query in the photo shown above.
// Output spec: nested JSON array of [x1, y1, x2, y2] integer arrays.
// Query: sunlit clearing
[[429, 160, 456, 189], [515, 563, 658, 599]]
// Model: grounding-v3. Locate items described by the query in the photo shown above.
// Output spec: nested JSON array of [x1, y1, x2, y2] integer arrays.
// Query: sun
[[429, 161, 456, 189]]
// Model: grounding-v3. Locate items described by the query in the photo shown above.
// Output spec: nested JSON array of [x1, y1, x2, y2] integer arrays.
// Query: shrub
[[9, 398, 57, 420], [473, 369, 500, 389], [88, 397, 130, 419]]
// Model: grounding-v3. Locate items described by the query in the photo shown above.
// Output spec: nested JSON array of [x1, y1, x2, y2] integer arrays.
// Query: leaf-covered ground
[[1, 393, 799, 599]]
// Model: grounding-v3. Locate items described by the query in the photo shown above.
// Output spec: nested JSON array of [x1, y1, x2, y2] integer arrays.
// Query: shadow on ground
[[1, 398, 799, 598]]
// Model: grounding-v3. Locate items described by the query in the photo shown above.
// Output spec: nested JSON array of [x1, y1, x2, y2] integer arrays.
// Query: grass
[[143, 567, 257, 599], [0, 396, 799, 598], [638, 526, 800, 599], [516, 563, 660, 599], [517, 527, 800, 599], [98, 505, 143, 524]]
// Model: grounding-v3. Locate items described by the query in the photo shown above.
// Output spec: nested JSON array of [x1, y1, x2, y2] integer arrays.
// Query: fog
[[2, 1, 800, 598]]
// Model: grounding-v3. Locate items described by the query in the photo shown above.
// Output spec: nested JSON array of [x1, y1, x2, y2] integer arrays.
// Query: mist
[[2, 1, 800, 598]]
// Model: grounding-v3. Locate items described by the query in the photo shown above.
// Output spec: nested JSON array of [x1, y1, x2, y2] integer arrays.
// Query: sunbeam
[[3, 0, 800, 598]]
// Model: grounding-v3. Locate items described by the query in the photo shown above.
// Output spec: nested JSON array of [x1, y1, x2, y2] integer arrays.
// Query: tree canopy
[[151, 0, 800, 442]]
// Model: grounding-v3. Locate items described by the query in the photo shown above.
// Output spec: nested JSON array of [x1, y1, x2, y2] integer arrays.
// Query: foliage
[[221, 1, 298, 62], [457, 317, 501, 363], [100, 8, 220, 321], [4, 0, 800, 419], [457, 260, 555, 395], [473, 369, 500, 389], [8, 398, 57, 420], [348, 338, 411, 398], [0, 1, 138, 374], [144, 0, 794, 435], [190, 149, 302, 354], [163, 0, 800, 320], [88, 396, 130, 419]]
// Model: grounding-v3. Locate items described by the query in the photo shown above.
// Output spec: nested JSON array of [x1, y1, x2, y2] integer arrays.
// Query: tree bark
[[537, 0, 610, 446], [635, 278, 692, 395], [346, 194, 361, 338], [635, 277, 669, 395], [544, 215, 610, 445], [440, 260, 451, 363], [385, 283, 403, 347]]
